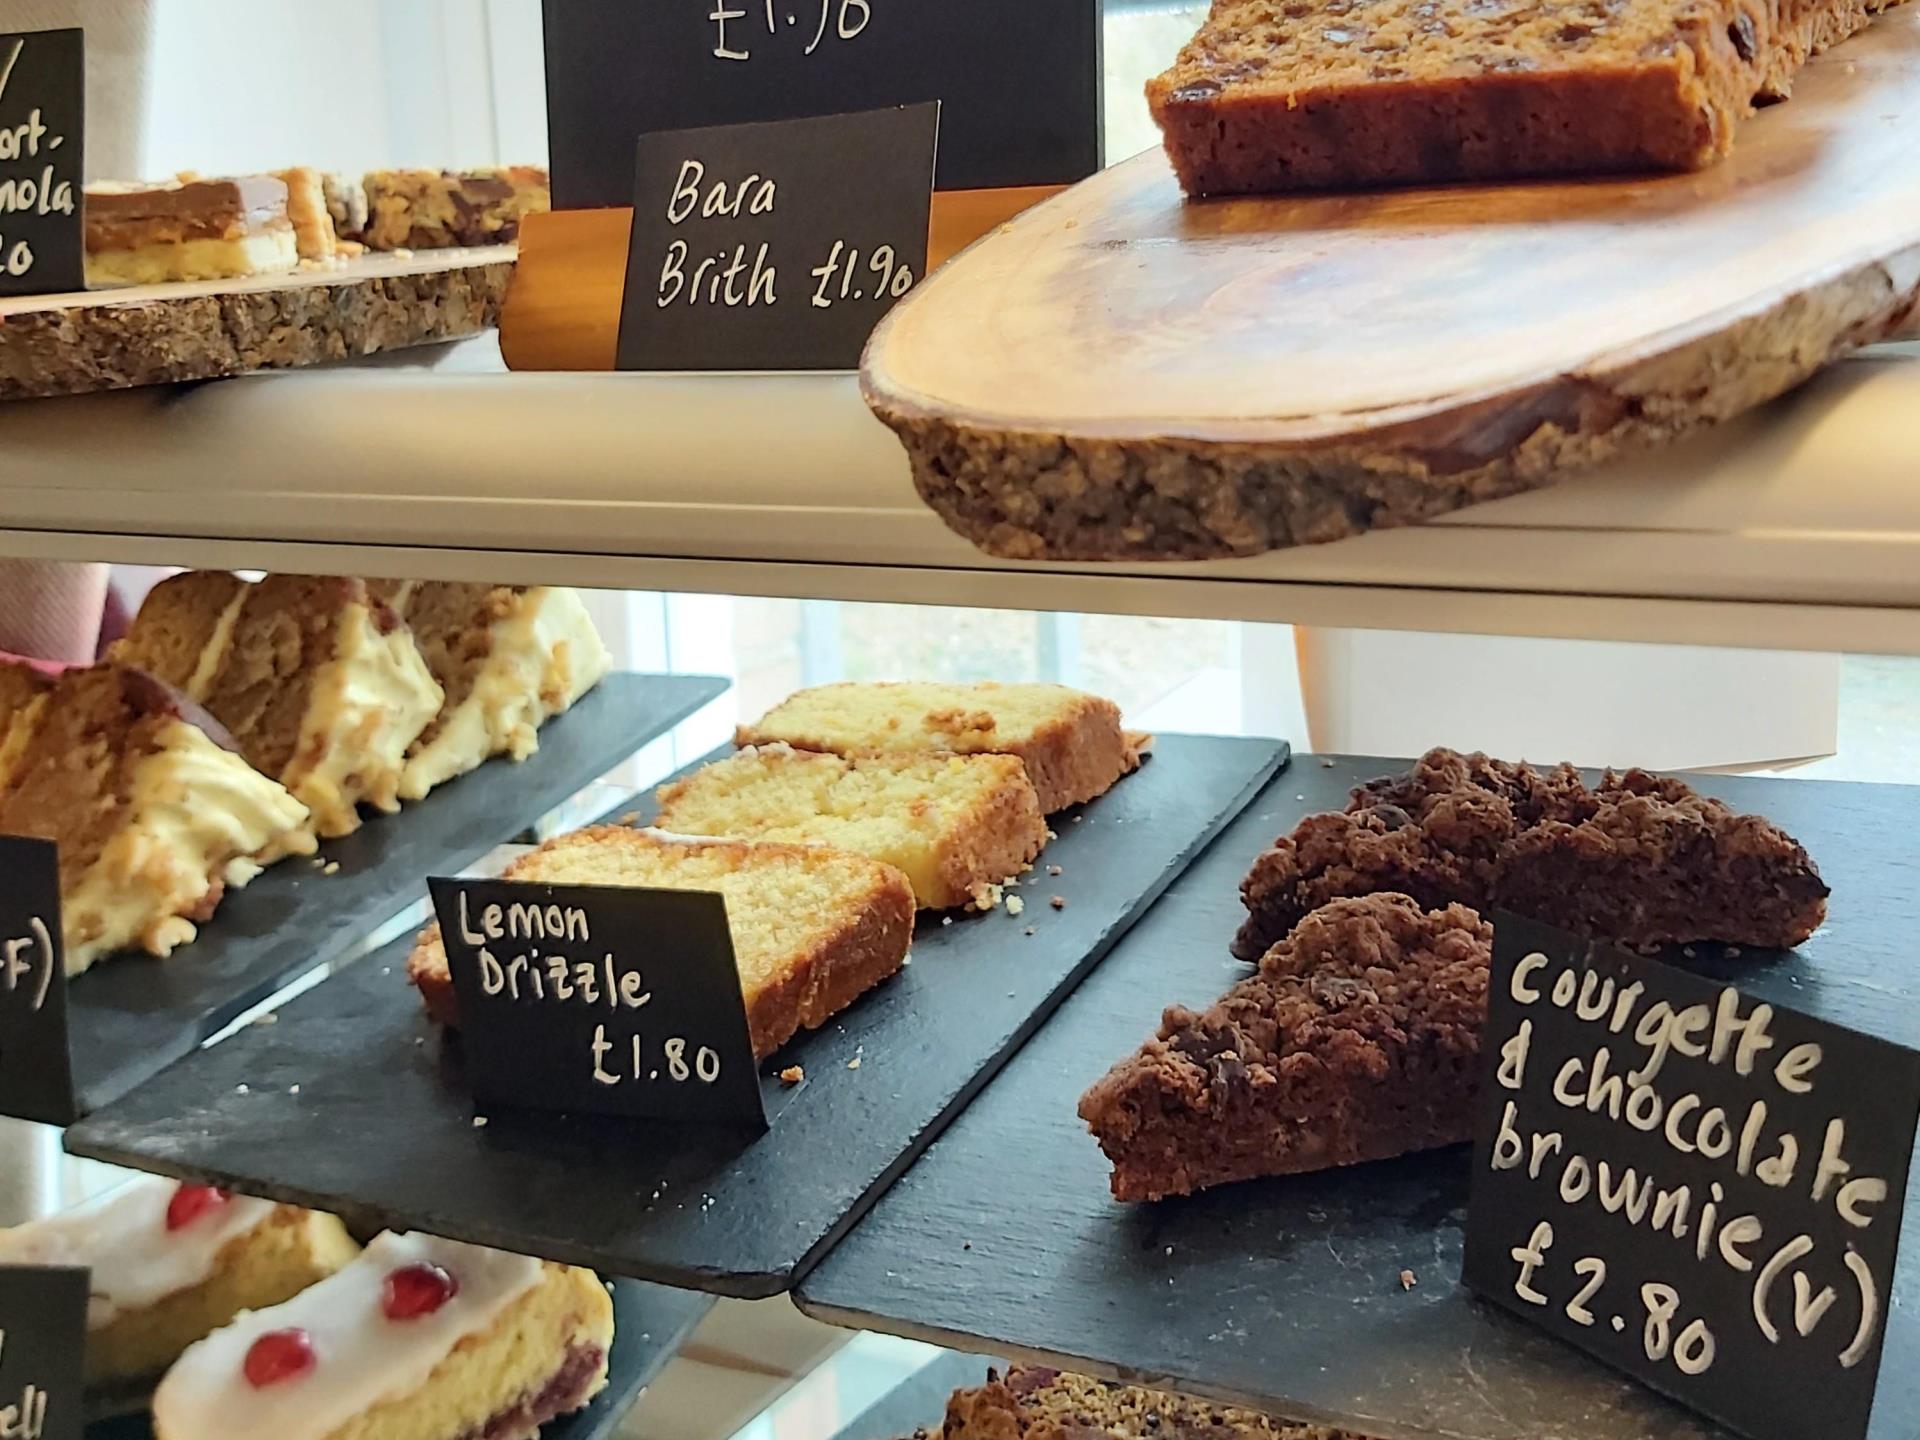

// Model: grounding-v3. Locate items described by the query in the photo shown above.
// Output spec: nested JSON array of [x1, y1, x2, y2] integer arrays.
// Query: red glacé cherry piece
[[243, 1329, 316, 1388], [382, 1262, 459, 1320], [165, 1184, 230, 1232]]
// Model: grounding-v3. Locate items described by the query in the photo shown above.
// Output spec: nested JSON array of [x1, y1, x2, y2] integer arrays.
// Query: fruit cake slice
[[1081, 894, 1491, 1201], [0, 664, 317, 974], [152, 1233, 612, 1440], [654, 743, 1048, 910], [193, 575, 444, 837], [407, 825, 914, 1058], [0, 1175, 358, 1386], [366, 581, 611, 801], [736, 680, 1144, 814], [1149, 0, 1893, 196], [932, 1365, 1354, 1439], [1233, 747, 1827, 961]]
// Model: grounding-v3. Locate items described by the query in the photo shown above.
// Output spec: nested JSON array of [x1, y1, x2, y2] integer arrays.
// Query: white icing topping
[[62, 717, 316, 975], [153, 1232, 544, 1440], [184, 583, 249, 701], [0, 1176, 276, 1328], [398, 587, 610, 801], [286, 601, 443, 837]]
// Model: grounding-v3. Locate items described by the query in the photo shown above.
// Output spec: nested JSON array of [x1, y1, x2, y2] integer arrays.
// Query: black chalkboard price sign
[[616, 104, 938, 373], [0, 836, 75, 1126], [428, 877, 768, 1129], [1464, 913, 1920, 1440], [542, 0, 1099, 210], [0, 28, 83, 296], [0, 1264, 86, 1440]]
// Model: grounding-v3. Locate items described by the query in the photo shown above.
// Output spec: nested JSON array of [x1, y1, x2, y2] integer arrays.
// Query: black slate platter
[[46, 672, 728, 1118], [81, 1278, 713, 1440], [65, 734, 1289, 1297], [795, 758, 1920, 1440]]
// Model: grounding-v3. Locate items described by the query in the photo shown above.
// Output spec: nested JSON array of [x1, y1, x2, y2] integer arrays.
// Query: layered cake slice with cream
[[0, 659, 53, 790], [118, 573, 444, 838], [85, 176, 298, 285], [0, 664, 317, 974], [367, 581, 611, 801], [152, 1233, 614, 1440], [0, 1175, 358, 1385]]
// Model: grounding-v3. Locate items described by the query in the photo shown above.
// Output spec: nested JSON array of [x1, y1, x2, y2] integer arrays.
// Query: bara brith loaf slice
[[736, 680, 1145, 814], [194, 575, 444, 837], [936, 1366, 1354, 1440], [653, 742, 1049, 910], [1232, 747, 1828, 962], [1080, 893, 1491, 1201], [407, 825, 915, 1058], [1148, 0, 1895, 196]]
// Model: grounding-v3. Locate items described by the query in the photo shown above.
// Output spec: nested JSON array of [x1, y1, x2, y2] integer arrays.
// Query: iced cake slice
[[152, 1232, 612, 1440], [0, 1175, 358, 1385], [738, 680, 1144, 813], [85, 176, 298, 285], [929, 1366, 1353, 1439], [188, 575, 443, 837], [0, 664, 317, 974], [655, 743, 1048, 910], [408, 825, 914, 1058], [1080, 894, 1491, 1201], [367, 582, 611, 801], [362, 167, 551, 250], [1233, 747, 1829, 961]]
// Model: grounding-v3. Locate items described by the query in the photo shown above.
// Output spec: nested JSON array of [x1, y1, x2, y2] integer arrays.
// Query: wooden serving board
[[0, 245, 517, 401], [65, 735, 1287, 1300], [797, 760, 1920, 1440], [865, 9, 1920, 564]]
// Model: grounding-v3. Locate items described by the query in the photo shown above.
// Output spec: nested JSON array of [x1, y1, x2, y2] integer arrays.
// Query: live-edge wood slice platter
[[0, 244, 516, 401], [82, 1278, 714, 1440], [42, 671, 727, 1118], [795, 759, 1920, 1440], [866, 8, 1920, 564], [66, 734, 1288, 1299]]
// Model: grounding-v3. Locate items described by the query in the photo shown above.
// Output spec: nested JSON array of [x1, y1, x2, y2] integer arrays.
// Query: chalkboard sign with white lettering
[[0, 1264, 85, 1440], [543, 0, 1098, 210], [429, 877, 768, 1129], [1464, 913, 1920, 1440], [616, 104, 937, 373], [0, 836, 75, 1126], [0, 28, 82, 295]]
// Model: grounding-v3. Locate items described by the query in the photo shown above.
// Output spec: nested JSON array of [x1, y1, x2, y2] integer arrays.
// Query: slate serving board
[[47, 671, 727, 1118], [796, 758, 1920, 1440], [82, 1277, 713, 1440], [66, 734, 1289, 1298]]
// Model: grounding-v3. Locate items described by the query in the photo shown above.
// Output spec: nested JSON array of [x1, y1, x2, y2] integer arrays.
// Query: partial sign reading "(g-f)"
[[0, 835, 75, 1126], [429, 877, 767, 1128], [1463, 913, 1920, 1440]]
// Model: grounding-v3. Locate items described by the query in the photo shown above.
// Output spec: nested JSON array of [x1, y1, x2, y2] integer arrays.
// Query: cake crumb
[[779, 1065, 805, 1086], [1400, 1269, 1417, 1291], [942, 916, 954, 926], [1024, 926, 1037, 937], [235, 1083, 249, 1095], [253, 1012, 278, 1026], [473, 1116, 489, 1129], [321, 861, 340, 876], [619, 811, 642, 825], [1006, 895, 1026, 916], [847, 1056, 863, 1071], [1071, 815, 1083, 823], [289, 1084, 301, 1095], [1050, 895, 1067, 910], [1319, 758, 1336, 768], [1047, 865, 1063, 877]]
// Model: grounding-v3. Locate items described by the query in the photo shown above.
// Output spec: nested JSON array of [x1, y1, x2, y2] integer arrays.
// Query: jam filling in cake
[[0, 664, 317, 973], [153, 1232, 613, 1440]]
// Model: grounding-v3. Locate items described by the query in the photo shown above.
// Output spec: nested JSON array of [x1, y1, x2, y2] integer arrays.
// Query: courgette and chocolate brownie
[[1233, 747, 1827, 962], [1081, 894, 1490, 1202], [925, 1365, 1358, 1438]]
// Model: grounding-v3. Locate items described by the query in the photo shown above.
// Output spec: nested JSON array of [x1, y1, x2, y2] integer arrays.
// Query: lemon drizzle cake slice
[[152, 1233, 612, 1440], [654, 743, 1049, 910], [407, 825, 914, 1059], [0, 1176, 358, 1386], [367, 581, 612, 802], [737, 681, 1144, 814], [0, 665, 317, 975]]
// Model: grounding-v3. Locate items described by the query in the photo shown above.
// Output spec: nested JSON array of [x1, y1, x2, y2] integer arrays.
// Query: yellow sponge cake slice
[[655, 743, 1048, 910], [736, 681, 1143, 813]]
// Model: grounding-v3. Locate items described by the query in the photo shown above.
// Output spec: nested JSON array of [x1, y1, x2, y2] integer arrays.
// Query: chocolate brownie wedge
[[1234, 749, 1827, 961], [1081, 894, 1490, 1202]]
